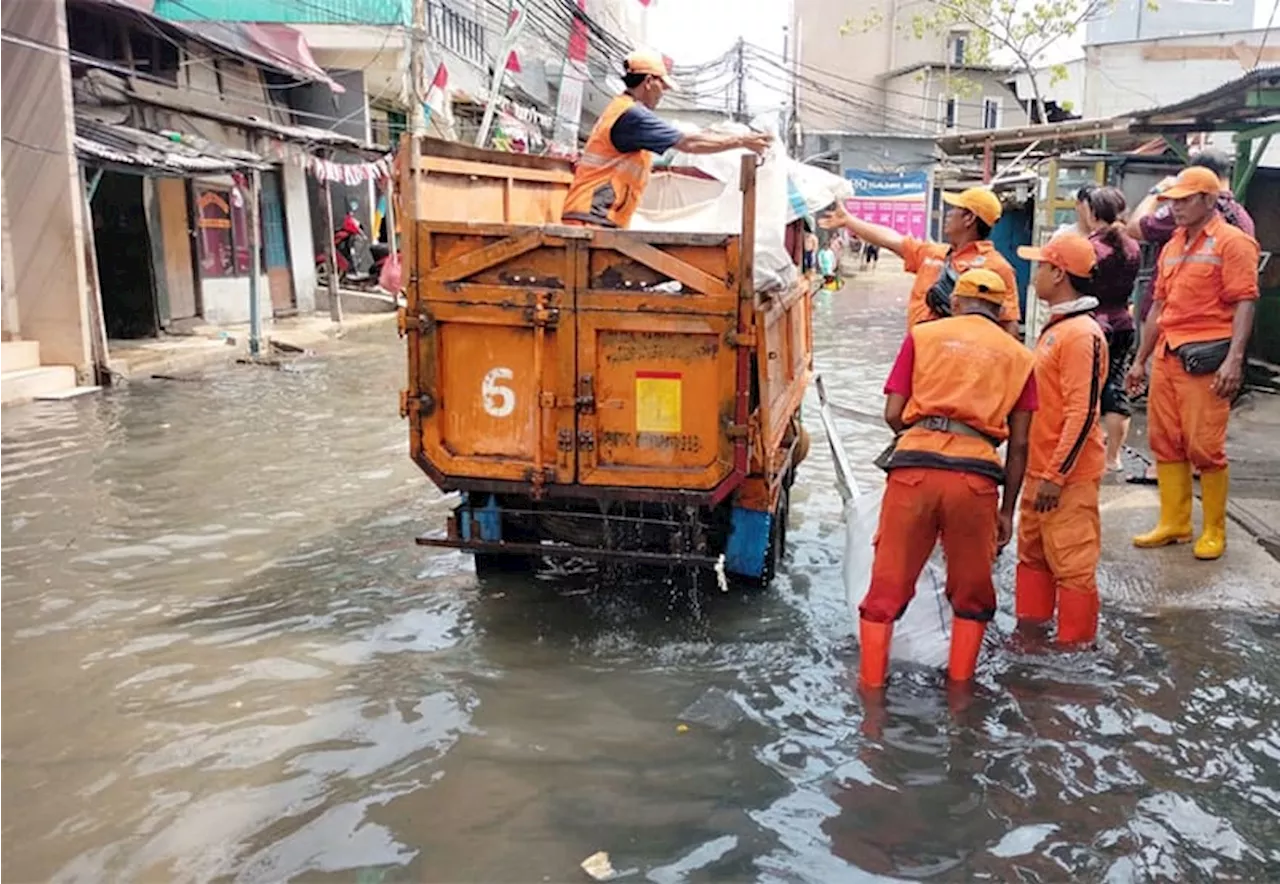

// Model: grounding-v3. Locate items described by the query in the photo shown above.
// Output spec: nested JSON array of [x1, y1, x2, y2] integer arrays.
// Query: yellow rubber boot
[[1133, 462, 1194, 548], [1194, 468, 1229, 561]]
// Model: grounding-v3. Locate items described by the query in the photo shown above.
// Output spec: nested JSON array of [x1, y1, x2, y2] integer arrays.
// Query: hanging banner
[[305, 153, 394, 185], [843, 169, 928, 240], [551, 0, 589, 157]]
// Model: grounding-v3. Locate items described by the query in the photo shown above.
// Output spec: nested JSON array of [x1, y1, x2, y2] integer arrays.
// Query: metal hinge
[[726, 329, 756, 348], [399, 389, 436, 419], [397, 308, 433, 336], [526, 305, 561, 328], [557, 428, 574, 452], [726, 423, 750, 441], [576, 373, 595, 413], [577, 430, 595, 451]]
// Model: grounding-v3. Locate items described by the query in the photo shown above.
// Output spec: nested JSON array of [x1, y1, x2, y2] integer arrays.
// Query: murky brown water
[[5, 283, 1280, 883]]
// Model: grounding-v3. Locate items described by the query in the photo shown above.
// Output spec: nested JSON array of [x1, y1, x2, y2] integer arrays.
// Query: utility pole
[[409, 0, 427, 136], [247, 169, 262, 357], [734, 37, 746, 122]]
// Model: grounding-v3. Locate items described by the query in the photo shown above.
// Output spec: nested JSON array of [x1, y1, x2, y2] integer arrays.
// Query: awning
[[74, 0, 344, 92], [75, 115, 267, 175]]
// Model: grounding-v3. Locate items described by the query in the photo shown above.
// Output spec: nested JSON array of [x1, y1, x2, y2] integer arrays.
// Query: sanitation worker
[[561, 50, 772, 229], [1125, 165, 1260, 560], [859, 268, 1036, 689], [1013, 234, 1108, 645], [820, 187, 1021, 336]]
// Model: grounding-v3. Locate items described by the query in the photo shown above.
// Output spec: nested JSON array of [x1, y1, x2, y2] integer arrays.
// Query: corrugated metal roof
[[75, 115, 267, 174], [71, 0, 344, 92]]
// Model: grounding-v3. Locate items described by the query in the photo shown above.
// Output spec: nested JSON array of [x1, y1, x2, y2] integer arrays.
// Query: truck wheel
[[758, 485, 790, 588]]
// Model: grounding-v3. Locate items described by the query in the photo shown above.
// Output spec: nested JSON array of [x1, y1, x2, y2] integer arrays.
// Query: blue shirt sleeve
[[609, 105, 683, 155]]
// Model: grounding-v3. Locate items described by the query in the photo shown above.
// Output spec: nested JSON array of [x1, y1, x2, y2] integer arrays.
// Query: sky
[[645, 0, 1278, 111]]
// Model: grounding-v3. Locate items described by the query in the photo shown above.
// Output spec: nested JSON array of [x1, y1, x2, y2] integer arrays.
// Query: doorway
[[91, 171, 159, 339]]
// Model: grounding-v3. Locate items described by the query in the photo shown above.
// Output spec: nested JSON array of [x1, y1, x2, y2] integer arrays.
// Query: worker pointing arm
[[821, 188, 1021, 337], [562, 51, 771, 229]]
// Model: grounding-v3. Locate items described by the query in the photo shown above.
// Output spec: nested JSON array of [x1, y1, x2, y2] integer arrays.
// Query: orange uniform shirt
[[1028, 311, 1108, 486], [889, 314, 1037, 481], [900, 238, 1021, 328], [1154, 214, 1260, 349]]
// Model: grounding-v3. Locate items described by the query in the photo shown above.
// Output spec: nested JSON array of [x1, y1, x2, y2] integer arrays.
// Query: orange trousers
[[860, 467, 999, 624], [1017, 478, 1101, 591], [1148, 346, 1230, 471]]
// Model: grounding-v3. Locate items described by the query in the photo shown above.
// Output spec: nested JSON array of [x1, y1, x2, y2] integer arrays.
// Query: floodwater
[[4, 282, 1280, 883]]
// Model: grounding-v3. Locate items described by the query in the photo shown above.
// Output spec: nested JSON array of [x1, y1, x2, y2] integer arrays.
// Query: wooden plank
[[415, 135, 574, 175], [155, 178, 198, 320], [592, 233, 731, 297], [420, 155, 575, 186], [427, 229, 545, 283]]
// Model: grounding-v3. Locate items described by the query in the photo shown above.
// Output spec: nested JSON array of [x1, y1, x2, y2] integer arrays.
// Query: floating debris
[[580, 851, 616, 881]]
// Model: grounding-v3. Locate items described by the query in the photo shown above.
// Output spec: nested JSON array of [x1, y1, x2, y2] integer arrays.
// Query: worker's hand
[[1212, 354, 1244, 400], [1033, 480, 1063, 513], [1125, 360, 1147, 396], [738, 131, 773, 155], [996, 509, 1014, 551], [818, 201, 851, 231]]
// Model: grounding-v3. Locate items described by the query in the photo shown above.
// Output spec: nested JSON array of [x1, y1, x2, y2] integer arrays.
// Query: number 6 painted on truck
[[482, 367, 515, 418]]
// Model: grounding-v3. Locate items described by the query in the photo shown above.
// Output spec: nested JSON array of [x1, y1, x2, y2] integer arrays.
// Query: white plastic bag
[[816, 377, 953, 668]]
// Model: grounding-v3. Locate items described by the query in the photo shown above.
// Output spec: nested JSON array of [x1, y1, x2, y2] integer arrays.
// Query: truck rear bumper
[[414, 535, 721, 568]]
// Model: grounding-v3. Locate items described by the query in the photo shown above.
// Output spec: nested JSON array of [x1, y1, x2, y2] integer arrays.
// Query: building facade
[[1086, 0, 1256, 44]]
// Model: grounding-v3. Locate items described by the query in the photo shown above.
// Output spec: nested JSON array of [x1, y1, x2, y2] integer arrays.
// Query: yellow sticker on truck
[[635, 371, 682, 433]]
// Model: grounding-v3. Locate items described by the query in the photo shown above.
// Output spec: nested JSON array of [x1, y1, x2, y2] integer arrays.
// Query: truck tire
[[758, 485, 790, 588]]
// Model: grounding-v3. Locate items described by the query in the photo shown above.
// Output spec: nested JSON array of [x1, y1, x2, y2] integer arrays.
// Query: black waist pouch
[[924, 263, 958, 319], [1175, 339, 1231, 375]]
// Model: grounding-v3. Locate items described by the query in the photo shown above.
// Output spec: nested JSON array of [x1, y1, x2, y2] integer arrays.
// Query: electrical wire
[[1257, 0, 1279, 69]]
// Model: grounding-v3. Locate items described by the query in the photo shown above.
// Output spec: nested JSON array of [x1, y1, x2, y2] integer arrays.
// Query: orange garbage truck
[[398, 137, 814, 585]]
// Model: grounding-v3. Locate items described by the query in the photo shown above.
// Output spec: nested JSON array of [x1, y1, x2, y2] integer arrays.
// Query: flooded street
[[5, 278, 1280, 883]]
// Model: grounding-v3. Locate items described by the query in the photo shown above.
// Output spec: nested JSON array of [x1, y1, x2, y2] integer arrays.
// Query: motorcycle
[[315, 209, 398, 291]]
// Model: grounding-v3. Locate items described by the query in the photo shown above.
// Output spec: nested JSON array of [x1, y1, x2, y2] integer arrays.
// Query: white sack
[[815, 377, 953, 668]]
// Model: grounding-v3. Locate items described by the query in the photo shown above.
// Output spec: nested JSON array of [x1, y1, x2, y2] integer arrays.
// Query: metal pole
[[323, 157, 343, 324], [248, 168, 262, 357], [476, 1, 527, 149], [734, 37, 746, 122], [409, 0, 427, 136]]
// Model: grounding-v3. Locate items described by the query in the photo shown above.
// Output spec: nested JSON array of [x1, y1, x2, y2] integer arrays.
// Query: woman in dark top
[[1080, 186, 1142, 472]]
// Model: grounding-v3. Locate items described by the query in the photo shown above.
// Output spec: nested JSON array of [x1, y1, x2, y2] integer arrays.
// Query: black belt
[[911, 415, 1000, 448]]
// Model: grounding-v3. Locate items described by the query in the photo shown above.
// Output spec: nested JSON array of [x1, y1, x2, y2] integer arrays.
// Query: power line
[[1257, 0, 1279, 69]]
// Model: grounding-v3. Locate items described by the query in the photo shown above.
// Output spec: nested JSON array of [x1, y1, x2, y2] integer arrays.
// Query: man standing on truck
[[1012, 234, 1107, 646], [1124, 165, 1260, 561], [820, 188, 1022, 337], [561, 50, 772, 229], [859, 268, 1036, 690]]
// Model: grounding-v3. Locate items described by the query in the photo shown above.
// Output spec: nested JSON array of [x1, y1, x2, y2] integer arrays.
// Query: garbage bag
[[842, 492, 952, 669], [378, 252, 402, 294], [815, 375, 953, 668]]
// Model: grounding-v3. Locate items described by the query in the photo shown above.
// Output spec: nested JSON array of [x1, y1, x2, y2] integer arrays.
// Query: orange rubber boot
[[948, 618, 986, 682], [1056, 587, 1099, 646], [1015, 564, 1056, 624], [858, 618, 893, 689]]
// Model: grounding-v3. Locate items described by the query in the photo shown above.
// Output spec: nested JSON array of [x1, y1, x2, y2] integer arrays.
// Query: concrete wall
[[883, 68, 1016, 134], [803, 133, 939, 174], [794, 0, 954, 130], [1083, 28, 1280, 120], [2, 0, 92, 370], [200, 274, 273, 326], [1086, 0, 1255, 45], [282, 161, 317, 314], [290, 69, 376, 248]]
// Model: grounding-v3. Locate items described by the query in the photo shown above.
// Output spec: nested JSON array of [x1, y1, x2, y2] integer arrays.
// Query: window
[[950, 34, 968, 65], [194, 179, 252, 278], [940, 96, 958, 130], [982, 97, 1002, 130]]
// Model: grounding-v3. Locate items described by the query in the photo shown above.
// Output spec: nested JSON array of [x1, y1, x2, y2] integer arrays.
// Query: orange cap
[[624, 50, 677, 90], [1157, 166, 1222, 200], [1017, 233, 1097, 277], [953, 268, 1007, 303], [941, 187, 1003, 226]]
